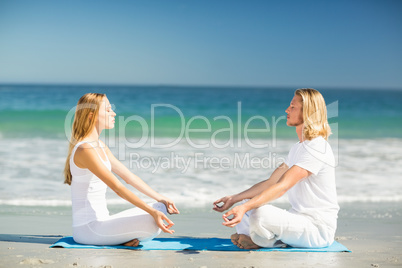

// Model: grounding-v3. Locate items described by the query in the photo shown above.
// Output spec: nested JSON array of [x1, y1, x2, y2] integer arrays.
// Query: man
[[213, 88, 339, 249]]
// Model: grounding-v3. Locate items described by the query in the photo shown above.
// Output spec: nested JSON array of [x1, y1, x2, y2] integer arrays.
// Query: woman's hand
[[159, 197, 180, 215], [222, 204, 247, 228], [150, 210, 175, 234], [213, 195, 236, 212]]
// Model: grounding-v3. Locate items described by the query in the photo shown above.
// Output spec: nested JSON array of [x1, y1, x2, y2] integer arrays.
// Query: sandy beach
[[1, 0, 402, 266], [2, 86, 401, 267], [1, 202, 401, 268]]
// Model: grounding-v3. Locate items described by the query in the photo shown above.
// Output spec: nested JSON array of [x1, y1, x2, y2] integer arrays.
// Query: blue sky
[[0, 0, 401, 89]]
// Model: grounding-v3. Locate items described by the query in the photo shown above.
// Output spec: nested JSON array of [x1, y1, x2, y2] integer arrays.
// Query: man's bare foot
[[230, 233, 240, 246], [237, 234, 260, 249], [122, 239, 139, 247]]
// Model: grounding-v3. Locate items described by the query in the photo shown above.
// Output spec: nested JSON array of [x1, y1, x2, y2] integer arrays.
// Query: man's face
[[285, 94, 303, 127]]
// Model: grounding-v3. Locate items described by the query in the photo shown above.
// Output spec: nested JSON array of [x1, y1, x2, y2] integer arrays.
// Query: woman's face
[[97, 97, 116, 130]]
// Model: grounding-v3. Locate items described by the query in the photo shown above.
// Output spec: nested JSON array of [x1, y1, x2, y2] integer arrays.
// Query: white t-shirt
[[284, 136, 339, 230]]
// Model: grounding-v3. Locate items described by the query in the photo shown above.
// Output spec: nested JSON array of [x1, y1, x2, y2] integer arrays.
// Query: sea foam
[[0, 137, 401, 208]]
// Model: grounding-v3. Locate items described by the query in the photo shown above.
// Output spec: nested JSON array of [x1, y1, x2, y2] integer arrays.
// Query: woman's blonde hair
[[295, 88, 331, 140], [63, 93, 106, 185]]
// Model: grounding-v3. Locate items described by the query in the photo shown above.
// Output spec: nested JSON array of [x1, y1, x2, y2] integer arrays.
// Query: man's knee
[[248, 206, 279, 246], [249, 206, 273, 232], [249, 205, 287, 235], [250, 205, 278, 224]]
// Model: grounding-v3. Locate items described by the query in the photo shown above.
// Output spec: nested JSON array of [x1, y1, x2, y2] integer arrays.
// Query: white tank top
[[70, 141, 112, 227]]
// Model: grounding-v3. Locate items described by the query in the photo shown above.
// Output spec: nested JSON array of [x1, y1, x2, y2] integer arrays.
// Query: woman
[[64, 93, 179, 246]]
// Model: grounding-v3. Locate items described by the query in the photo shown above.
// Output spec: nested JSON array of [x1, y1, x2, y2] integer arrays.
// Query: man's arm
[[222, 165, 310, 227], [235, 163, 289, 201], [213, 163, 289, 212]]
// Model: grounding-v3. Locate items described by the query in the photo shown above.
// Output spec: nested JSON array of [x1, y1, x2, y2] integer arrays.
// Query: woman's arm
[[222, 165, 310, 227], [101, 142, 179, 214], [74, 144, 175, 233], [213, 163, 289, 212]]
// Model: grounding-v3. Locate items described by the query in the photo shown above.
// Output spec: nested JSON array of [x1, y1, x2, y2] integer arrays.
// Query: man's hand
[[213, 195, 235, 212], [222, 205, 247, 228]]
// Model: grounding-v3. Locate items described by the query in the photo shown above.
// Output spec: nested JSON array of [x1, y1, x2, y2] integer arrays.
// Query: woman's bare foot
[[230, 233, 240, 246], [237, 234, 260, 249], [122, 239, 139, 247]]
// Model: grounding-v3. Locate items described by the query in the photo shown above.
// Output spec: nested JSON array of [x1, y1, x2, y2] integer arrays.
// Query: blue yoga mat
[[50, 236, 350, 252]]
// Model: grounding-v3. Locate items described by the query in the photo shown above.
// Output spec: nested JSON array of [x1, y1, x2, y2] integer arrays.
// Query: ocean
[[0, 85, 402, 215]]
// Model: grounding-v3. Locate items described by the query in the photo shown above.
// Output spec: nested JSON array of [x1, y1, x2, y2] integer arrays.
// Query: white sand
[[1, 202, 401, 268]]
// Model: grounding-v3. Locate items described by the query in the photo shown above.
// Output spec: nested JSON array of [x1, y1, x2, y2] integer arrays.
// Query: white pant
[[236, 203, 334, 248], [73, 202, 166, 245]]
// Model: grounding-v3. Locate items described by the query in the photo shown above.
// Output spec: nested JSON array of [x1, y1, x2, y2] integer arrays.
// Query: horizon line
[[0, 82, 401, 91]]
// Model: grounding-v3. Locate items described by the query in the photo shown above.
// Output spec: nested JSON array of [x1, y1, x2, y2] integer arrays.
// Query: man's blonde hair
[[295, 88, 331, 140]]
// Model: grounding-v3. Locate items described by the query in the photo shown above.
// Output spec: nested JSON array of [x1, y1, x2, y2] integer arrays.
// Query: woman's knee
[[152, 202, 167, 215]]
